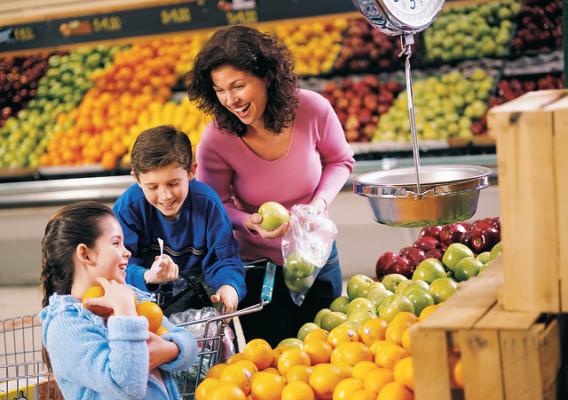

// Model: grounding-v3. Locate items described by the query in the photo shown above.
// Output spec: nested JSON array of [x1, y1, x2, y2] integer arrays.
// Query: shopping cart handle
[[260, 262, 276, 304]]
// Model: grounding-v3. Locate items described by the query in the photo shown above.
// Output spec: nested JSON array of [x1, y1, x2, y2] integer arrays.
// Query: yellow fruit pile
[[195, 308, 439, 400], [266, 18, 348, 76]]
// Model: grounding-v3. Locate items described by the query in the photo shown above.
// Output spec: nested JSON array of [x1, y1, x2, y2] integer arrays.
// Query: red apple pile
[[375, 217, 501, 279], [333, 17, 410, 73], [472, 74, 564, 136], [321, 76, 401, 143], [511, 0, 562, 54], [0, 54, 51, 128]]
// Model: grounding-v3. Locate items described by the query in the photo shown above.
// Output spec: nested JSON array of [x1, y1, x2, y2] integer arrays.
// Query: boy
[[113, 125, 246, 313]]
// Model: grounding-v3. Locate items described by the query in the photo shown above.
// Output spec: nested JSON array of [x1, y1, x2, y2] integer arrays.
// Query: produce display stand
[[411, 261, 560, 400]]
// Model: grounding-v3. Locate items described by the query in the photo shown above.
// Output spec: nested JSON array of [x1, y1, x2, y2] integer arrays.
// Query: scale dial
[[353, 0, 445, 35]]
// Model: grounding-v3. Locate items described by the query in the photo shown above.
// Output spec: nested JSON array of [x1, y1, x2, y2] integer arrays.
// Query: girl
[[39, 201, 198, 399]]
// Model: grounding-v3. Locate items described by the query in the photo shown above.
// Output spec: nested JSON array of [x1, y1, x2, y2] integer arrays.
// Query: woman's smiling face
[[211, 64, 268, 129]]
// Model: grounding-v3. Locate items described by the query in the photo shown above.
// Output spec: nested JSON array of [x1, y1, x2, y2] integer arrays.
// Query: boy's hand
[[245, 213, 290, 239], [210, 285, 238, 314], [144, 254, 179, 284]]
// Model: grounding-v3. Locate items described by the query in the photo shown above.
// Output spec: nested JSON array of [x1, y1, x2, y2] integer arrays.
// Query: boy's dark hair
[[131, 125, 193, 177], [40, 201, 115, 369], [185, 25, 299, 137]]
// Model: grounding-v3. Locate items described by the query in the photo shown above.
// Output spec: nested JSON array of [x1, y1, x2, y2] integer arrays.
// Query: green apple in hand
[[258, 201, 289, 231]]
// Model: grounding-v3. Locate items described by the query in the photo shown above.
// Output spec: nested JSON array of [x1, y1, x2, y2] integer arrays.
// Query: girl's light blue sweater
[[39, 293, 198, 399]]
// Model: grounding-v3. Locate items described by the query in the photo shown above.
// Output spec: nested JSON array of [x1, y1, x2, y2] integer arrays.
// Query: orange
[[286, 365, 313, 384], [393, 357, 414, 390], [401, 329, 412, 351], [385, 313, 418, 345], [250, 371, 285, 400], [351, 361, 378, 380], [262, 367, 281, 375], [370, 340, 398, 355], [304, 328, 330, 343], [209, 384, 247, 400], [363, 368, 393, 394], [207, 363, 227, 379], [331, 342, 373, 367], [377, 382, 413, 400], [309, 363, 343, 400], [136, 301, 163, 333], [281, 381, 315, 400], [357, 317, 388, 346], [227, 353, 248, 365], [332, 377, 363, 400], [195, 377, 221, 400], [374, 344, 409, 369], [351, 389, 377, 400], [303, 339, 333, 364], [334, 362, 352, 379], [419, 304, 438, 322], [221, 362, 255, 395], [277, 348, 311, 376], [82, 286, 104, 303], [235, 360, 259, 375], [453, 358, 464, 389], [272, 347, 287, 367], [327, 325, 359, 348], [244, 339, 274, 370], [155, 325, 169, 336]]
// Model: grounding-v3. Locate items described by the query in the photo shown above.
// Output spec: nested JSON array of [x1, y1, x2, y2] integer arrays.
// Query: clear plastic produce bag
[[281, 204, 338, 306]]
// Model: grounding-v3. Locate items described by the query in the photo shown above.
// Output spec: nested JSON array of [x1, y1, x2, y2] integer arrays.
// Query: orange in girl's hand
[[136, 301, 164, 332], [82, 286, 112, 317], [155, 325, 169, 336]]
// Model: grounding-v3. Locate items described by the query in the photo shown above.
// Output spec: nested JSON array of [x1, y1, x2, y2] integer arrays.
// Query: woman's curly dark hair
[[185, 25, 299, 137]]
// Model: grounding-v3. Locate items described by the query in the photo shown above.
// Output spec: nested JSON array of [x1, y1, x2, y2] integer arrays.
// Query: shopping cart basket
[[0, 315, 62, 400], [174, 261, 276, 398]]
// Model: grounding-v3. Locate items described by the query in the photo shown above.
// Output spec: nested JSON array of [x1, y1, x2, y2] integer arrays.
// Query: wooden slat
[[538, 320, 561, 391], [410, 327, 452, 400], [500, 328, 546, 399], [459, 329, 504, 400], [475, 303, 540, 331]]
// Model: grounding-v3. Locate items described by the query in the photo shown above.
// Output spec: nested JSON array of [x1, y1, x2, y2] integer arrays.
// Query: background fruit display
[[372, 69, 494, 142], [510, 0, 562, 53], [0, 46, 120, 169], [424, 0, 520, 63]]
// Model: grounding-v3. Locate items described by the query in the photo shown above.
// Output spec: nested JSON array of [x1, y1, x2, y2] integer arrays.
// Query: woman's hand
[[210, 285, 239, 314], [245, 213, 290, 239], [84, 277, 137, 317], [147, 331, 179, 369], [144, 254, 179, 285]]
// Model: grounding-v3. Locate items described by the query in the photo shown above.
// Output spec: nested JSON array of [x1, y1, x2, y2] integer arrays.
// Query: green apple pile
[[425, 0, 521, 63], [0, 45, 124, 168], [372, 69, 494, 142]]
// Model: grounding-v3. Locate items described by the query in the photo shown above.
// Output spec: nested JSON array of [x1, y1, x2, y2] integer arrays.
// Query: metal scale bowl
[[352, 0, 492, 227]]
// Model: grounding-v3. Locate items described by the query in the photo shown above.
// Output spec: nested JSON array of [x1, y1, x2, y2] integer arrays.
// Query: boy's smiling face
[[135, 163, 195, 220]]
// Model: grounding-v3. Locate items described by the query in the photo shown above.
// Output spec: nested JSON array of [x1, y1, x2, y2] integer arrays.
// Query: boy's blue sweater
[[113, 179, 247, 301], [39, 293, 198, 400]]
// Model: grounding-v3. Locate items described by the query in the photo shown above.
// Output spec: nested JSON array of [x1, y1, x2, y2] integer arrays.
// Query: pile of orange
[[195, 308, 435, 400]]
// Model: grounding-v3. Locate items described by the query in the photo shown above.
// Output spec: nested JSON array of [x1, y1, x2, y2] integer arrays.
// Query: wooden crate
[[411, 261, 561, 400], [488, 90, 568, 313]]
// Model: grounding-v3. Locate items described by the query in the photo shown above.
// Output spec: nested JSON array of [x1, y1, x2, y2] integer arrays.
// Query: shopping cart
[[0, 261, 275, 400], [173, 261, 276, 398]]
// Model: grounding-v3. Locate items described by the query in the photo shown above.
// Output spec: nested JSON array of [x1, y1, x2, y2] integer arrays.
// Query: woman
[[186, 25, 354, 346]]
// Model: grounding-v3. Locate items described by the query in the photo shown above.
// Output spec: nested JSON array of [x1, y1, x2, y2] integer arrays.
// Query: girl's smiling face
[[211, 64, 268, 129], [87, 216, 131, 284]]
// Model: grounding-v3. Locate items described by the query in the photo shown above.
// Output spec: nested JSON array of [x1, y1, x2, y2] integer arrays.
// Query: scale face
[[353, 0, 445, 35]]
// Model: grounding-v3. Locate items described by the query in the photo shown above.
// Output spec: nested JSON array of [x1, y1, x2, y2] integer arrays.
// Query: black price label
[[161, 7, 192, 25], [13, 27, 36, 42], [92, 16, 122, 33], [225, 9, 258, 25]]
